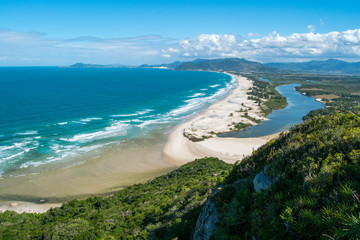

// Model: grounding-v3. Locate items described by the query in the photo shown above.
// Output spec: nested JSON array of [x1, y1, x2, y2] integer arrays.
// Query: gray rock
[[253, 165, 278, 192], [193, 185, 223, 240]]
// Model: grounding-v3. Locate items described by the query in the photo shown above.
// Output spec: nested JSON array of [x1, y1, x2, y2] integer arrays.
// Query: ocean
[[0, 67, 234, 178]]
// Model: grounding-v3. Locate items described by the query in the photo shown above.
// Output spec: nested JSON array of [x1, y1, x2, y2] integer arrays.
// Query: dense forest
[[212, 112, 360, 239]]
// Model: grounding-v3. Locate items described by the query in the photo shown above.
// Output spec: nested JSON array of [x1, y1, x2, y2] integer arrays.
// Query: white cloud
[[248, 32, 260, 38], [308, 25, 316, 32], [2, 28, 360, 65], [162, 29, 360, 62], [0, 29, 172, 65]]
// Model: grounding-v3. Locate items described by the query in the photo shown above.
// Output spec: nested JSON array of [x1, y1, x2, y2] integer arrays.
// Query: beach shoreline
[[163, 74, 279, 165], [0, 74, 280, 214]]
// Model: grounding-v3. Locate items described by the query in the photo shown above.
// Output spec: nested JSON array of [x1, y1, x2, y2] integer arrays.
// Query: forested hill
[[265, 59, 360, 75], [211, 112, 360, 239], [1, 112, 360, 239], [175, 58, 284, 73], [138, 58, 360, 75]]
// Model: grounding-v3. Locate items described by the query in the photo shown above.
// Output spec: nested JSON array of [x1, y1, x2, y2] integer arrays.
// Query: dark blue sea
[[0, 67, 234, 177]]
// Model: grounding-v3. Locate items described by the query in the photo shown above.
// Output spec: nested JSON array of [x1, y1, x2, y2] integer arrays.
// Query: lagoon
[[220, 83, 324, 138]]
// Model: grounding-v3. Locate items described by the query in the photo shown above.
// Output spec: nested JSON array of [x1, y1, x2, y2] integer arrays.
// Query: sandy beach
[[163, 74, 279, 165], [0, 74, 280, 213]]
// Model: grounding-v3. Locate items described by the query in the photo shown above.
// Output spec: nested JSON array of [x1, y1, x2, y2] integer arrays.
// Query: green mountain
[[1, 112, 359, 239], [210, 112, 360, 239], [138, 58, 283, 73], [265, 59, 360, 75], [138, 61, 184, 69], [175, 58, 284, 73], [69, 63, 127, 68]]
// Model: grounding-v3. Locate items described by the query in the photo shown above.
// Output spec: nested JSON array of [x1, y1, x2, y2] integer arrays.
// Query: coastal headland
[[0, 74, 279, 213]]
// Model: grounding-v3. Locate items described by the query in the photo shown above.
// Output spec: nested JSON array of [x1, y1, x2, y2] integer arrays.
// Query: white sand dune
[[163, 74, 279, 164]]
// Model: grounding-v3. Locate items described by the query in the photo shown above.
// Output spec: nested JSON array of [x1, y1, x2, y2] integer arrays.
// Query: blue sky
[[1, 0, 360, 65]]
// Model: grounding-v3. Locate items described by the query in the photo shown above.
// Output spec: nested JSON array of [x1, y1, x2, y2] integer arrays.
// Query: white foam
[[72, 121, 88, 125], [167, 74, 237, 118], [1, 151, 26, 161], [13, 141, 32, 148], [20, 144, 105, 168], [0, 145, 15, 152], [111, 109, 154, 117], [169, 100, 204, 117], [60, 122, 129, 142], [188, 93, 206, 98], [16, 130, 38, 136], [137, 117, 172, 128], [58, 122, 68, 125], [209, 84, 221, 88], [80, 117, 103, 122]]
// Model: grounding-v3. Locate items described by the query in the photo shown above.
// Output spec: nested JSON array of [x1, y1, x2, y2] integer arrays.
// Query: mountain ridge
[[265, 59, 360, 74]]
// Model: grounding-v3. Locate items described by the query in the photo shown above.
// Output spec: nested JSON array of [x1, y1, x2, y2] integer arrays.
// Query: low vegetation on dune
[[244, 75, 287, 116]]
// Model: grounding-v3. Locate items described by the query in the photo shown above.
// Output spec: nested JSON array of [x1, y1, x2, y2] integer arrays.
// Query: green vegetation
[[245, 75, 288, 116], [186, 135, 212, 142], [0, 158, 232, 240], [265, 59, 360, 75], [257, 73, 360, 119], [234, 122, 252, 130], [211, 112, 360, 239], [1, 112, 360, 239], [175, 58, 284, 73]]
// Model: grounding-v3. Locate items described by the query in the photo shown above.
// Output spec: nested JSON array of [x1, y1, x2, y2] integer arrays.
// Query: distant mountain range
[[265, 59, 360, 74], [175, 58, 284, 73], [68, 58, 360, 75], [68, 63, 128, 68], [139, 58, 284, 74]]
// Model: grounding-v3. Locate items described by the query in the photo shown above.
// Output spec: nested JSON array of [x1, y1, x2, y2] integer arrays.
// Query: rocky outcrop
[[193, 185, 223, 240], [253, 165, 278, 192]]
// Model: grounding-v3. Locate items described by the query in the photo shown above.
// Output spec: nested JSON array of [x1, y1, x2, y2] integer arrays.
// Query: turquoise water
[[0, 68, 234, 177], [220, 83, 324, 138]]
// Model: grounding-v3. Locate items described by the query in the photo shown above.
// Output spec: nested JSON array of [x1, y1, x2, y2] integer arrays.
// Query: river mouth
[[220, 83, 324, 138]]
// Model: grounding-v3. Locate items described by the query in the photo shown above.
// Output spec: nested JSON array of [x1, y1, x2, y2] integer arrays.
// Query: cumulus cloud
[[162, 29, 360, 62], [307, 25, 316, 32], [2, 28, 360, 65]]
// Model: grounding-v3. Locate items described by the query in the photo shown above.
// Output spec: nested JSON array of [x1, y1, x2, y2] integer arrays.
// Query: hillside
[[210, 112, 360, 239], [0, 158, 232, 239], [175, 58, 283, 73], [68, 63, 127, 68], [1, 112, 360, 239], [138, 61, 184, 69], [265, 59, 360, 75]]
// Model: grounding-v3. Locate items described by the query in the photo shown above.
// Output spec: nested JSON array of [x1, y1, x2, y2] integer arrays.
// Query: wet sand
[[0, 143, 177, 206]]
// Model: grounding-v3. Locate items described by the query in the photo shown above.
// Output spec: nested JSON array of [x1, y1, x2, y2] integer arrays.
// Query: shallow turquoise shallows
[[0, 67, 233, 177]]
